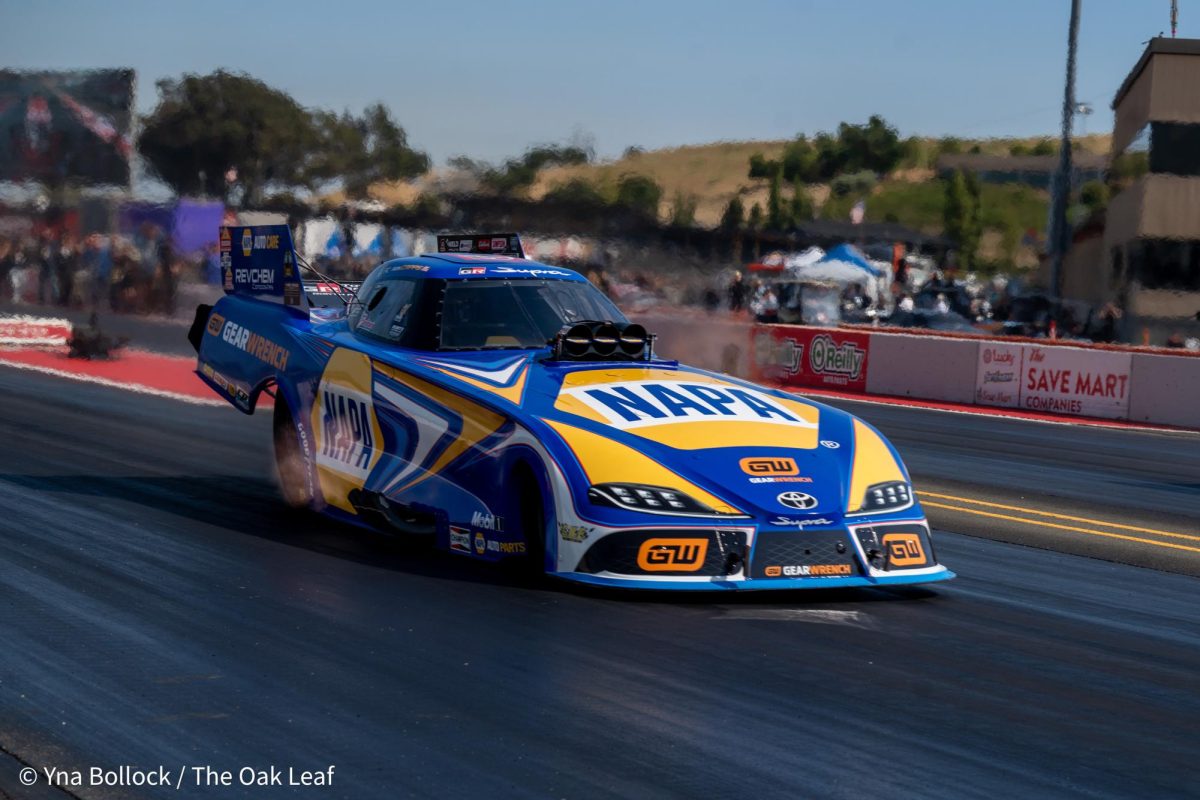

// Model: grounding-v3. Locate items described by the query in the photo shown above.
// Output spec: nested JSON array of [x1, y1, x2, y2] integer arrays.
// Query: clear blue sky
[[0, 0, 1182, 164]]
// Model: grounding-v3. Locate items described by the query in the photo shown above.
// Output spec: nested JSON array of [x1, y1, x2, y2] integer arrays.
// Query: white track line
[[0, 358, 226, 407]]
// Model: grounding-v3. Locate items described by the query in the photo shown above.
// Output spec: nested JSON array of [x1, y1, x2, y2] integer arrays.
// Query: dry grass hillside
[[530, 140, 790, 227], [353, 133, 1112, 232], [527, 133, 1112, 228]]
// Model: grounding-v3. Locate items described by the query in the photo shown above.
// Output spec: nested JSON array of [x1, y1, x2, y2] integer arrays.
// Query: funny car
[[188, 226, 953, 590]]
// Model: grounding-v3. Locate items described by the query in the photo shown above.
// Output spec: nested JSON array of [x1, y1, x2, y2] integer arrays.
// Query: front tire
[[516, 467, 547, 576], [274, 392, 314, 509]]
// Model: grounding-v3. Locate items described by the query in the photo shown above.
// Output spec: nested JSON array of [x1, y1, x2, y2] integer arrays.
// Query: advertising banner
[[0, 69, 134, 186], [1019, 344, 1132, 419], [974, 341, 1022, 408], [753, 325, 870, 391], [974, 341, 1133, 419], [0, 314, 71, 346]]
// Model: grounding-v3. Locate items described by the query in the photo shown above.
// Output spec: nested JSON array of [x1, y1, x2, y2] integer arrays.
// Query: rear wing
[[303, 279, 363, 309], [436, 233, 524, 258], [220, 224, 309, 317]]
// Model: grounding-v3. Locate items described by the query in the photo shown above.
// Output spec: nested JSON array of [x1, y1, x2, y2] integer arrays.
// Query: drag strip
[[820, 395, 1200, 576], [0, 369, 1198, 799]]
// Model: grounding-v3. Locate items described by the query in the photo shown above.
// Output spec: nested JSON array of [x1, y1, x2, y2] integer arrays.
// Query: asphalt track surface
[[0, 368, 1198, 799]]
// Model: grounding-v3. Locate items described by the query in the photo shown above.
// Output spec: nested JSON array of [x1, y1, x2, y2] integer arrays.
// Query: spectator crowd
[[0, 223, 180, 315]]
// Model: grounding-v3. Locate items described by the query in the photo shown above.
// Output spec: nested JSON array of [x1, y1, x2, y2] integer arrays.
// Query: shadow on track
[[0, 472, 950, 607]]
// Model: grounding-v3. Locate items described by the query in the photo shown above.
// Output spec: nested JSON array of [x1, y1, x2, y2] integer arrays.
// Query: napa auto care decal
[[753, 325, 870, 391], [975, 342, 1132, 419]]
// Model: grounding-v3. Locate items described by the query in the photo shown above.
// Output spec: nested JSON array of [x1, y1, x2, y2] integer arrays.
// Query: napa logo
[[315, 386, 379, 480], [241, 228, 253, 257], [562, 380, 817, 430], [311, 350, 384, 492]]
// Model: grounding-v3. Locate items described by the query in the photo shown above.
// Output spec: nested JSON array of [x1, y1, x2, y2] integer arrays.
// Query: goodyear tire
[[274, 392, 315, 509]]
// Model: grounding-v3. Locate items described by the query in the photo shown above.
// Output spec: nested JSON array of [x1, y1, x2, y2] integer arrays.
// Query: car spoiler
[[219, 224, 309, 317], [436, 233, 524, 258]]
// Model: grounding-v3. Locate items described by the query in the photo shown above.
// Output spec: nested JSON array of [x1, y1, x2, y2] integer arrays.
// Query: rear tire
[[274, 393, 314, 509]]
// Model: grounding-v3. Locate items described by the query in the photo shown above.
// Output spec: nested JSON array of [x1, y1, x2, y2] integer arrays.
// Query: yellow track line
[[920, 491, 1200, 542], [921, 501, 1200, 554]]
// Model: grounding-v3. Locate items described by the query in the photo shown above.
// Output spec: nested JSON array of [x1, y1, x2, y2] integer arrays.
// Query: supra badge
[[882, 532, 927, 567], [637, 538, 708, 572]]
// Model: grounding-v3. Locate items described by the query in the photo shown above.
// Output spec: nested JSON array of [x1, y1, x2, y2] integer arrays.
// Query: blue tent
[[817, 243, 884, 278]]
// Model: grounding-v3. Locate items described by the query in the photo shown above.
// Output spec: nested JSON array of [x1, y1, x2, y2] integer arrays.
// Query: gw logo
[[882, 532, 927, 567], [636, 538, 709, 572], [206, 312, 225, 337], [740, 457, 798, 476]]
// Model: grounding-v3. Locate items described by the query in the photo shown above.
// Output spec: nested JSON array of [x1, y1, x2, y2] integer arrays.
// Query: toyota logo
[[777, 491, 818, 510]]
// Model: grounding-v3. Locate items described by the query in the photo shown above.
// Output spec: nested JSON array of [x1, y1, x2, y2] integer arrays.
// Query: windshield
[[440, 279, 627, 350]]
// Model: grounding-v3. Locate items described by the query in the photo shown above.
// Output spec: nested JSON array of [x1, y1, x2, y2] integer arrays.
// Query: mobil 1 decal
[[311, 349, 384, 512]]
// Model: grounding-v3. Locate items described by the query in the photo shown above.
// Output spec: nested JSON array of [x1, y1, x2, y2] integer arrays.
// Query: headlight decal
[[587, 483, 728, 515], [545, 419, 743, 516]]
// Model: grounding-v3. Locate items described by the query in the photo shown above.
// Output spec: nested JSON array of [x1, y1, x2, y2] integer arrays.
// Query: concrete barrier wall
[[865, 333, 980, 403], [635, 310, 1200, 429], [1128, 352, 1200, 427]]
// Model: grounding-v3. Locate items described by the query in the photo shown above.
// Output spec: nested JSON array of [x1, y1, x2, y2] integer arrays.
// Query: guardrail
[[637, 311, 1200, 429]]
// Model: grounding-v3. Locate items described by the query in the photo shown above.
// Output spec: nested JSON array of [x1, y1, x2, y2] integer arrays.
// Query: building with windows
[[1101, 37, 1200, 342], [1047, 38, 1200, 343]]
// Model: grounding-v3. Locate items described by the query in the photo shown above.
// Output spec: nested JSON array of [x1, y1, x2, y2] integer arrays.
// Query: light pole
[[1049, 0, 1082, 300]]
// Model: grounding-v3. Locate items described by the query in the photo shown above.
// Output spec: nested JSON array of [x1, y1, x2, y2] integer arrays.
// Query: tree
[[670, 190, 698, 227], [747, 202, 764, 260], [767, 169, 786, 230], [748, 152, 775, 179], [480, 143, 591, 195], [964, 170, 983, 263], [780, 135, 818, 182], [747, 202, 763, 230], [1080, 180, 1109, 212], [615, 174, 662, 218], [139, 70, 318, 204], [719, 196, 745, 231], [544, 178, 606, 206], [943, 169, 981, 268], [1030, 139, 1057, 156], [837, 115, 904, 174], [720, 195, 745, 260], [139, 71, 428, 205], [307, 104, 429, 198], [789, 177, 812, 224]]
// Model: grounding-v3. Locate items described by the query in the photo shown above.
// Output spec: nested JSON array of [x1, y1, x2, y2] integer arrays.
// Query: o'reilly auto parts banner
[[975, 342, 1132, 419], [753, 325, 870, 391]]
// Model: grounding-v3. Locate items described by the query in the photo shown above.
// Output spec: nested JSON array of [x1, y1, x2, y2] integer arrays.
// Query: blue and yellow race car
[[189, 226, 953, 590]]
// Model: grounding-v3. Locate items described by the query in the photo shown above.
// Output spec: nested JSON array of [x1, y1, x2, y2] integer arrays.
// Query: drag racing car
[[188, 226, 953, 590]]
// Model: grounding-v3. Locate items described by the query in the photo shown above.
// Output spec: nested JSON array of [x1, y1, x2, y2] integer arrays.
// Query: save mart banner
[[975, 341, 1132, 419], [752, 325, 870, 391]]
